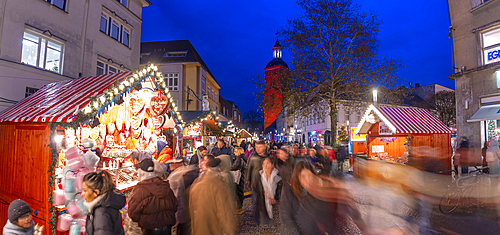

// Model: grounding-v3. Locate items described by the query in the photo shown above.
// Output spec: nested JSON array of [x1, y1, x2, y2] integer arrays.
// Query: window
[[111, 20, 120, 41], [207, 87, 211, 99], [165, 73, 179, 91], [108, 66, 117, 74], [483, 27, 500, 65], [122, 28, 130, 47], [25, 87, 39, 97], [96, 61, 105, 75], [116, 0, 127, 7], [345, 112, 350, 122], [100, 13, 108, 33], [163, 51, 187, 57], [100, 12, 131, 47], [212, 90, 215, 101], [45, 0, 66, 10], [21, 31, 63, 73], [201, 75, 206, 96]]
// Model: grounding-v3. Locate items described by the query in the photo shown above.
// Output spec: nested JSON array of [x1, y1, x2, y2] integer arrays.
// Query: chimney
[[415, 83, 420, 87]]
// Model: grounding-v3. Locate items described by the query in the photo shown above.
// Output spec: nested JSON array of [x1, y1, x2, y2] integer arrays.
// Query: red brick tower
[[264, 38, 288, 135]]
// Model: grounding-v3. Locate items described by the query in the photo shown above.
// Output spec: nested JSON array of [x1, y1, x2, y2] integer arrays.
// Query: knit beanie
[[8, 199, 31, 223]]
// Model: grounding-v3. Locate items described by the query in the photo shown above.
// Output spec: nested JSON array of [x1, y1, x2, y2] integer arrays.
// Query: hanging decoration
[[380, 137, 397, 143]]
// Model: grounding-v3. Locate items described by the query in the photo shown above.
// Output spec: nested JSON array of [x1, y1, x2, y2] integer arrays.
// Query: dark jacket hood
[[138, 176, 172, 198], [95, 189, 126, 211]]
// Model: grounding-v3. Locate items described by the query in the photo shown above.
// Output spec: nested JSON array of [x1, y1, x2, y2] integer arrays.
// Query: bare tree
[[243, 110, 263, 122], [426, 91, 456, 127], [278, 0, 402, 145]]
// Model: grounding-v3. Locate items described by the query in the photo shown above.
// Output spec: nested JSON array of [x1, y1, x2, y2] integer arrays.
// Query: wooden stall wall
[[410, 133, 452, 172], [0, 123, 52, 234], [368, 136, 407, 158]]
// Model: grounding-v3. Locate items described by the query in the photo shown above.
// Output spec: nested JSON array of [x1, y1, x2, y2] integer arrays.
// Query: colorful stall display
[[0, 64, 184, 234]]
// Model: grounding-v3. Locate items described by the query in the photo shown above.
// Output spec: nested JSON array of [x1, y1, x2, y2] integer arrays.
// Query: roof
[[266, 58, 289, 69], [179, 110, 212, 123], [356, 105, 451, 135], [0, 72, 133, 123], [273, 38, 282, 48], [140, 40, 220, 87]]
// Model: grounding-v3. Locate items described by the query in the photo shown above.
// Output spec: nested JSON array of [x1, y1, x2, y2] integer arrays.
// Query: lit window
[[122, 28, 130, 47], [111, 21, 120, 41], [46, 0, 66, 10], [21, 31, 63, 73], [483, 28, 500, 65], [96, 61, 105, 75], [100, 13, 108, 33], [165, 73, 179, 91]]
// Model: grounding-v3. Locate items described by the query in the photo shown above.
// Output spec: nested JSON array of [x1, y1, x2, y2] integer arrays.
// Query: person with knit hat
[[3, 199, 34, 235]]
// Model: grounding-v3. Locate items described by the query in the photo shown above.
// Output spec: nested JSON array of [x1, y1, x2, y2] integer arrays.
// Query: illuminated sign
[[350, 127, 366, 141]]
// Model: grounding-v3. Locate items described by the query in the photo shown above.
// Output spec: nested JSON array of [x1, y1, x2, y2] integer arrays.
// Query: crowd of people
[[3, 138, 367, 235]]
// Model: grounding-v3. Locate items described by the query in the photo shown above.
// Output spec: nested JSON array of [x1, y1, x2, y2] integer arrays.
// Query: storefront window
[[486, 119, 500, 141], [482, 28, 500, 65]]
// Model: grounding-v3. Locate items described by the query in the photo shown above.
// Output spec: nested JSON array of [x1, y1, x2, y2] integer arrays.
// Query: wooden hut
[[0, 64, 183, 234], [355, 105, 452, 173]]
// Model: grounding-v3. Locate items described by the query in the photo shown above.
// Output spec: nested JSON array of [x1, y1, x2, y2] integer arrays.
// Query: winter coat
[[3, 220, 34, 235], [189, 170, 236, 235], [85, 190, 126, 235], [245, 148, 254, 160], [231, 154, 247, 206], [128, 177, 178, 229], [246, 151, 269, 187], [276, 156, 295, 185], [210, 145, 232, 157], [189, 151, 204, 169], [259, 169, 281, 219], [167, 165, 199, 224]]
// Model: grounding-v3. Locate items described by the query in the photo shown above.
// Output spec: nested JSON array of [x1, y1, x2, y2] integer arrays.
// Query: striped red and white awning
[[377, 106, 451, 134], [0, 72, 133, 123]]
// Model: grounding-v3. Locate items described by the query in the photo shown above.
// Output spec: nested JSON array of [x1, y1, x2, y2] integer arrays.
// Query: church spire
[[273, 37, 282, 59]]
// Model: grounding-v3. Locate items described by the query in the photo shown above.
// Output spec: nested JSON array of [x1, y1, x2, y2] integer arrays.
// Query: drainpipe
[[79, 0, 90, 77], [446, 0, 456, 74]]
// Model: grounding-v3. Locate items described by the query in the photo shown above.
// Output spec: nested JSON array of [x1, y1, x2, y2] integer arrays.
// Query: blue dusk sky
[[141, 0, 453, 113]]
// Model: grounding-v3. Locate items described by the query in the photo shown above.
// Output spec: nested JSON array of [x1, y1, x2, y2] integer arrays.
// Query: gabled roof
[[356, 105, 451, 135], [140, 40, 220, 87], [0, 72, 133, 123]]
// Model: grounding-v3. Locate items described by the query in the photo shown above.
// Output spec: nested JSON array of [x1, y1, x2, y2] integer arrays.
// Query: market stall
[[354, 105, 452, 176], [179, 110, 220, 157], [236, 129, 253, 145], [0, 64, 184, 234]]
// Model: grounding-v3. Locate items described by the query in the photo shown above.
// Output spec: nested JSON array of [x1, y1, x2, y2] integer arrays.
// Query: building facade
[[140, 40, 220, 112], [219, 95, 243, 127], [0, 0, 150, 111], [448, 0, 500, 145]]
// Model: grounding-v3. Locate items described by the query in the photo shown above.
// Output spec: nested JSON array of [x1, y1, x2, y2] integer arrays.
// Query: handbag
[[231, 170, 241, 184]]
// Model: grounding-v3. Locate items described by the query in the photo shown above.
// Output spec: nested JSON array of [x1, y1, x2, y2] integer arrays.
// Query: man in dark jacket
[[210, 139, 232, 157], [128, 159, 178, 235], [245, 140, 269, 223]]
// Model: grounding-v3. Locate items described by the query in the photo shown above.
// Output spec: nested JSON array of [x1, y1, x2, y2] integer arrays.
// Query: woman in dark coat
[[231, 147, 247, 212], [82, 171, 126, 235]]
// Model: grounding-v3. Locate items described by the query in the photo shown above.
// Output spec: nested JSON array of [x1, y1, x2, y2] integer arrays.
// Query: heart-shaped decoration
[[150, 96, 169, 116], [129, 97, 145, 116], [152, 115, 166, 130]]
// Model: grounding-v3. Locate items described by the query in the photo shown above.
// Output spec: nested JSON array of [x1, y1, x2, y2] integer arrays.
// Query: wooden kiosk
[[0, 64, 183, 234], [355, 105, 452, 175]]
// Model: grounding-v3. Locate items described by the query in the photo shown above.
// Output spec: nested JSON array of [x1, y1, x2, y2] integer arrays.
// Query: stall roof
[[356, 105, 451, 135], [179, 110, 221, 133], [0, 72, 133, 123], [238, 129, 252, 138]]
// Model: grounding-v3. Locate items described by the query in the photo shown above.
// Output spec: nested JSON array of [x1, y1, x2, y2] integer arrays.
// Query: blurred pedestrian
[[128, 158, 178, 235], [245, 143, 254, 160], [275, 148, 300, 233], [189, 146, 207, 169], [82, 171, 126, 235], [129, 151, 166, 178], [189, 158, 236, 235], [252, 157, 281, 227], [486, 139, 500, 190], [240, 140, 247, 151], [3, 199, 34, 235], [456, 136, 470, 175], [231, 147, 247, 213], [246, 140, 269, 222], [210, 139, 232, 157]]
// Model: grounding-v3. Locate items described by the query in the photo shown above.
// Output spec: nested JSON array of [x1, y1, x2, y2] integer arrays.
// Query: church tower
[[264, 37, 289, 135]]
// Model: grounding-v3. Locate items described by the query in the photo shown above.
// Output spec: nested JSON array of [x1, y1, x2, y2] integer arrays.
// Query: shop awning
[[356, 105, 451, 135], [0, 72, 133, 123], [179, 110, 221, 134], [467, 104, 500, 122]]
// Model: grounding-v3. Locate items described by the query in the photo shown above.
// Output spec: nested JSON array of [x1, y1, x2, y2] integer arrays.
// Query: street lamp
[[373, 89, 378, 105]]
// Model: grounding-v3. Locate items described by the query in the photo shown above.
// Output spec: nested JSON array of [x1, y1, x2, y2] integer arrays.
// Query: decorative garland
[[380, 137, 397, 143], [406, 136, 412, 165]]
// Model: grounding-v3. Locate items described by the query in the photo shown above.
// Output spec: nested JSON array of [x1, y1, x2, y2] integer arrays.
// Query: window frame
[[100, 13, 108, 34], [482, 27, 500, 65], [45, 0, 67, 11], [100, 11, 131, 47], [21, 30, 64, 74], [164, 73, 179, 91], [25, 87, 39, 97]]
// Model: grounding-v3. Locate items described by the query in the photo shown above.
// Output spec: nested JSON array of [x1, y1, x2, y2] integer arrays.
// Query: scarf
[[83, 194, 106, 213], [2, 220, 34, 235]]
